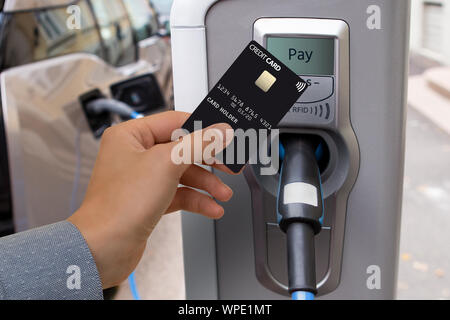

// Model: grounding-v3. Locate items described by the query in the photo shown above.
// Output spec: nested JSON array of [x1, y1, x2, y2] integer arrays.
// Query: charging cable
[[278, 136, 324, 300], [128, 271, 141, 300], [86, 98, 144, 120]]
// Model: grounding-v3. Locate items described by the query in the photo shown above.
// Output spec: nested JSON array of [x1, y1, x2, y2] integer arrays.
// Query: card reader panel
[[251, 18, 357, 296], [254, 18, 349, 128]]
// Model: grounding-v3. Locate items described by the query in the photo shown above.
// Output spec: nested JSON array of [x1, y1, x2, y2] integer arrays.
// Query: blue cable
[[131, 111, 144, 119], [128, 272, 141, 300], [292, 291, 315, 300]]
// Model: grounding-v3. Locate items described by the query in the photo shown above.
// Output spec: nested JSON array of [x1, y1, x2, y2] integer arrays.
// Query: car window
[[150, 0, 173, 16], [89, 0, 136, 66], [3, 0, 76, 12], [0, 0, 104, 71], [123, 0, 159, 41]]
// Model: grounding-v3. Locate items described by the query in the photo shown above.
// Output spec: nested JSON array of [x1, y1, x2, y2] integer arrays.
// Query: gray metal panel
[[204, 0, 410, 299], [181, 213, 219, 299]]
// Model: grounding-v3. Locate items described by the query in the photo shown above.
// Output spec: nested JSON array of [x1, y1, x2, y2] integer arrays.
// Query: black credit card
[[182, 40, 308, 173]]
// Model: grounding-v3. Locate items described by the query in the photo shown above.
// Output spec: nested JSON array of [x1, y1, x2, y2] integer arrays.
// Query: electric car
[[0, 0, 174, 237]]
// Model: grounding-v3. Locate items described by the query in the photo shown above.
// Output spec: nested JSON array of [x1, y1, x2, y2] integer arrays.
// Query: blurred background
[[0, 0, 448, 300]]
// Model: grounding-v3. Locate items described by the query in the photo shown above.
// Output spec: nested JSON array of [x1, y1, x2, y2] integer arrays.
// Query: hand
[[68, 111, 235, 289]]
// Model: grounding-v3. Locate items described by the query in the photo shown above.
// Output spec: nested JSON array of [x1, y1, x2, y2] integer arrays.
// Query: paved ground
[[114, 213, 185, 300], [397, 108, 450, 300], [397, 56, 450, 300]]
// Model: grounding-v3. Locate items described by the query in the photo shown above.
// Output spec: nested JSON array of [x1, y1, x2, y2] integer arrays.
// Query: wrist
[[68, 206, 145, 289]]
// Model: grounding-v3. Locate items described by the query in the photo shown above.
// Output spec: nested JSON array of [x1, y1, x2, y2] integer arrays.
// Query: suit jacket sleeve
[[0, 221, 103, 300]]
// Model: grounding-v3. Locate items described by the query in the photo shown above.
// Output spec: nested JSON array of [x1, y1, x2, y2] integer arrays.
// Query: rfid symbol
[[293, 103, 331, 120], [316, 103, 331, 120]]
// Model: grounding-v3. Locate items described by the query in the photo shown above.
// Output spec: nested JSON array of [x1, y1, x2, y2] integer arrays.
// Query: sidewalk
[[115, 213, 185, 300], [408, 62, 450, 135], [397, 54, 450, 300]]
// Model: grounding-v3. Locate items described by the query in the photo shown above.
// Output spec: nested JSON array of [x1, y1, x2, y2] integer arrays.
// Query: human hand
[[68, 111, 235, 289]]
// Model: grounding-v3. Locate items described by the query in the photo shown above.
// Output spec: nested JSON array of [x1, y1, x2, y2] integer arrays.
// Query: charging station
[[172, 0, 411, 299]]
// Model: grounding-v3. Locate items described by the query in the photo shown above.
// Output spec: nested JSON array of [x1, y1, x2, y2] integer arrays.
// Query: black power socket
[[80, 89, 112, 139], [110, 74, 166, 115]]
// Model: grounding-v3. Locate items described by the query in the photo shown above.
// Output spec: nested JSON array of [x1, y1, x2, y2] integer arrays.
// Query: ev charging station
[[171, 0, 410, 299]]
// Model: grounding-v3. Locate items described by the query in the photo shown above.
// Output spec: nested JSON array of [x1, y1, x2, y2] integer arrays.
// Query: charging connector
[[80, 90, 144, 138], [278, 136, 324, 300], [86, 98, 144, 120]]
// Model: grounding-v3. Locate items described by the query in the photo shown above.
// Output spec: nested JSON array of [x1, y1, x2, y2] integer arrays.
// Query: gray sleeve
[[0, 221, 104, 300]]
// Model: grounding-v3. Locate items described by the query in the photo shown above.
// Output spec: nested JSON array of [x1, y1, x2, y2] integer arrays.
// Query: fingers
[[161, 122, 235, 178], [166, 187, 225, 219], [121, 111, 191, 149], [180, 165, 233, 202]]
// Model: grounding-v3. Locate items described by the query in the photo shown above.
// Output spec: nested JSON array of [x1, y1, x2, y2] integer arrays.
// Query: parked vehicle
[[0, 0, 173, 235]]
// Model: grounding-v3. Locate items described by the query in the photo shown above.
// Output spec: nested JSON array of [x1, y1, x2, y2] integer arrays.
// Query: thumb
[[164, 123, 234, 176]]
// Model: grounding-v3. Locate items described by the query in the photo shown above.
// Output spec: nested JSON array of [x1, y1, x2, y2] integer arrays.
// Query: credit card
[[182, 40, 308, 173]]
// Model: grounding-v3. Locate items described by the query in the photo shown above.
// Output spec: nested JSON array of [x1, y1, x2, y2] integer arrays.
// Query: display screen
[[267, 37, 335, 76]]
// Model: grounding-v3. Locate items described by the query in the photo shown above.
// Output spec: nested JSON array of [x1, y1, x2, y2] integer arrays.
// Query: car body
[[0, 0, 173, 235]]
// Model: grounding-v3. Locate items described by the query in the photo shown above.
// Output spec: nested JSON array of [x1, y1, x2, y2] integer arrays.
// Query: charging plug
[[278, 135, 324, 298]]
